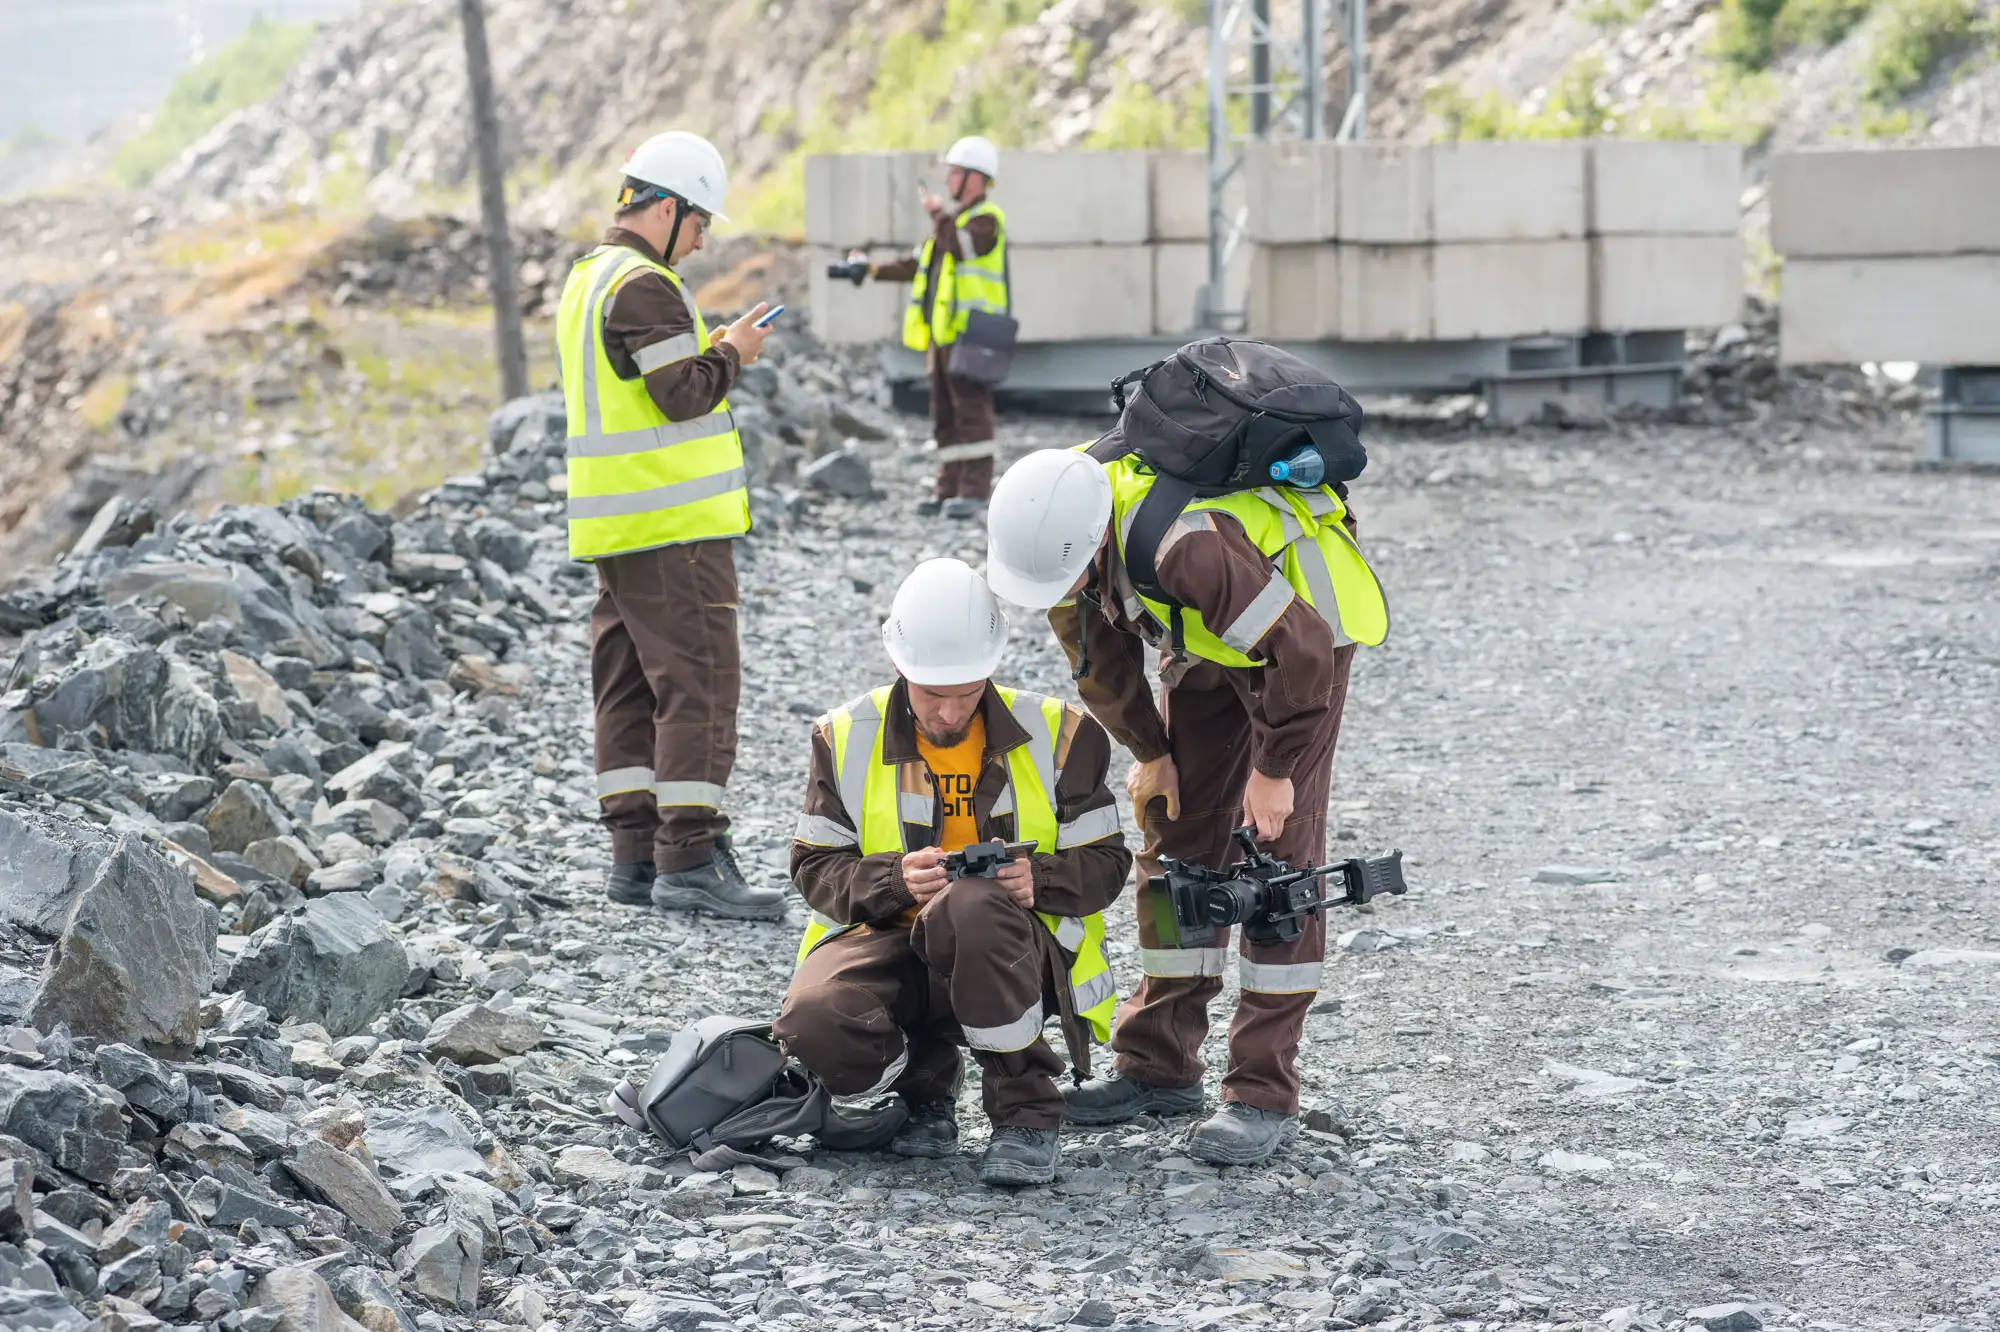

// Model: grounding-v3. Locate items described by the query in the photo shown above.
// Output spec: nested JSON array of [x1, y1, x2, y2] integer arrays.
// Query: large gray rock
[[801, 447, 876, 499], [363, 1106, 486, 1178], [103, 560, 305, 650], [0, 810, 217, 1054], [398, 1220, 480, 1312], [0, 1287, 89, 1330], [421, 1002, 543, 1066], [203, 780, 291, 854], [226, 894, 408, 1038], [0, 1066, 128, 1183], [251, 1265, 371, 1332], [24, 639, 224, 771], [94, 1045, 190, 1121], [282, 1138, 401, 1246]]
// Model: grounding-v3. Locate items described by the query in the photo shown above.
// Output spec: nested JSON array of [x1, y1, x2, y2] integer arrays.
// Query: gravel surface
[[0, 368, 1993, 1332]]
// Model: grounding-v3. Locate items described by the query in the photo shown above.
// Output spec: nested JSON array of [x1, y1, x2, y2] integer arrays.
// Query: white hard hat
[[882, 558, 1010, 687], [985, 450, 1114, 610], [622, 131, 731, 221], [943, 135, 1000, 180]]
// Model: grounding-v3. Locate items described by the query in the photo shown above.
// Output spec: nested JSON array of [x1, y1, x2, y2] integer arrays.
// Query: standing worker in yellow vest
[[986, 442, 1388, 1168], [847, 136, 1009, 521], [556, 130, 786, 920], [775, 558, 1129, 1187]]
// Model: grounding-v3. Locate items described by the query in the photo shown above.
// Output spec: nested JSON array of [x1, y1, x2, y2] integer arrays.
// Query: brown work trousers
[[1112, 645, 1357, 1114], [926, 347, 995, 501], [588, 540, 740, 872], [774, 877, 1066, 1129]]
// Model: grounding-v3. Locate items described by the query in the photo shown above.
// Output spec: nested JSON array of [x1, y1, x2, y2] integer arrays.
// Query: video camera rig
[[825, 259, 870, 286], [1147, 827, 1407, 947]]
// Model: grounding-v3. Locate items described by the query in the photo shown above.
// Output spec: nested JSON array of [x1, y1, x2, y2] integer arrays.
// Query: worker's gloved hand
[[900, 846, 949, 903], [717, 302, 772, 366], [1127, 755, 1181, 823]]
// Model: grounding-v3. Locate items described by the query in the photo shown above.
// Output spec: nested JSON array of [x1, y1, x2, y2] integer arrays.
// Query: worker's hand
[[846, 248, 868, 263], [994, 856, 1035, 909], [901, 847, 949, 904], [1128, 755, 1181, 823], [1241, 770, 1294, 843], [716, 303, 771, 366], [920, 188, 945, 218]]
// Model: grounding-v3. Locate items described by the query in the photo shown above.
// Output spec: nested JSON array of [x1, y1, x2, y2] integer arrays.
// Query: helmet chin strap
[[662, 198, 687, 266]]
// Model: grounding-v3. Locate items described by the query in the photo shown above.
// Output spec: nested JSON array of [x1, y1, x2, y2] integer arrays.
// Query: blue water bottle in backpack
[[1267, 447, 1325, 488]]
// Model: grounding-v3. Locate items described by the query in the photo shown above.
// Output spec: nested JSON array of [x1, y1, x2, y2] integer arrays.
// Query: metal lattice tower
[[1201, 0, 1368, 332]]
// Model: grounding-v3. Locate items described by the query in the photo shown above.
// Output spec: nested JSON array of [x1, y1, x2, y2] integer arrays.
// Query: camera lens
[[1198, 879, 1262, 926]]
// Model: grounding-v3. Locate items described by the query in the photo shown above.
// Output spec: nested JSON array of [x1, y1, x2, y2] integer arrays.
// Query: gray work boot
[[941, 497, 987, 522], [915, 497, 944, 518], [889, 1099, 959, 1159], [979, 1126, 1060, 1187], [1187, 1102, 1299, 1167], [604, 862, 655, 906], [1061, 1070, 1205, 1126], [651, 838, 787, 921]]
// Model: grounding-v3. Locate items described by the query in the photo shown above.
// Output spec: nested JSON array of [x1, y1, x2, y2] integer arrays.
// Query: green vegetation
[[1861, 0, 1979, 101], [1581, 0, 1656, 28], [1084, 68, 1210, 149], [1856, 102, 1925, 136], [1780, 0, 1875, 43], [1711, 0, 1878, 70], [730, 0, 1056, 234], [1425, 57, 1780, 145], [112, 17, 315, 187]]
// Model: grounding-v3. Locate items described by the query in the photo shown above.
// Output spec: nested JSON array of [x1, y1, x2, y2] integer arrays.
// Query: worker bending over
[[849, 136, 1008, 520], [557, 130, 785, 921], [988, 447, 1381, 1167], [775, 559, 1128, 1187]]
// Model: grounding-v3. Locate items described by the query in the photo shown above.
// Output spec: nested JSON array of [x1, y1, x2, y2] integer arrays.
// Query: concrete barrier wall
[[1772, 147, 2000, 258], [1781, 257, 2000, 364], [809, 141, 1743, 346]]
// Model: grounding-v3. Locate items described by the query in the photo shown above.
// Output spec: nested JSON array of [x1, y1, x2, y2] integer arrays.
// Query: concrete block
[[1432, 240, 1589, 339], [1247, 245, 1341, 340], [1000, 151, 1153, 246], [1336, 143, 1432, 244], [1152, 241, 1254, 335], [885, 152, 940, 247], [1338, 244, 1433, 342], [804, 154, 897, 249], [1431, 141, 1587, 242], [1780, 256, 2000, 364], [1151, 151, 1244, 241], [1011, 244, 1154, 341], [808, 247, 908, 345], [1592, 235, 1743, 331], [1588, 140, 1741, 236], [1247, 141, 1340, 243], [1772, 147, 2000, 257]]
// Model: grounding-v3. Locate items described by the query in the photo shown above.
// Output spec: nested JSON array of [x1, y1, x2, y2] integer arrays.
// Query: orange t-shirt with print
[[916, 712, 985, 854]]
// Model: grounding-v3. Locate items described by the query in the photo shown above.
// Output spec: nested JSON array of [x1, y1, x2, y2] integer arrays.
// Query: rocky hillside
[[156, 0, 2000, 230]]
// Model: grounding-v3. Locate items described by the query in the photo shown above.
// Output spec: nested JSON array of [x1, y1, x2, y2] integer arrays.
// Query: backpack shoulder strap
[[1122, 472, 1197, 600]]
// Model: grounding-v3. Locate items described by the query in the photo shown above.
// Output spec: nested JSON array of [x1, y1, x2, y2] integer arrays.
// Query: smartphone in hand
[[753, 304, 785, 328]]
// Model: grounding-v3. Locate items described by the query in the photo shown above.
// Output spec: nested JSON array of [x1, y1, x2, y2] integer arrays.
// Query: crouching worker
[[774, 558, 1129, 1187]]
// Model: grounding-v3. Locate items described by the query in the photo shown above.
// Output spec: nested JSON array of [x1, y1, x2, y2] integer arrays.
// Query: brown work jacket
[[597, 227, 739, 422], [1050, 494, 1348, 782], [870, 200, 1001, 330]]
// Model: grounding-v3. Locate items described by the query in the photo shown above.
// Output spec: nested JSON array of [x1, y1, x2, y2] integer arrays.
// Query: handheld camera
[[945, 839, 1036, 880], [1148, 827, 1406, 947]]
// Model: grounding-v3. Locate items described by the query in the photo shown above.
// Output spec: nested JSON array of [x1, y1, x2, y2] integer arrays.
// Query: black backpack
[[606, 1016, 907, 1170], [1084, 337, 1367, 665]]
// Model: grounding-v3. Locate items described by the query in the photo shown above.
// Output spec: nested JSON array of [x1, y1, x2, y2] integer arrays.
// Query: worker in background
[[846, 136, 1008, 521], [556, 129, 786, 921], [986, 448, 1382, 1167], [775, 558, 1129, 1187]]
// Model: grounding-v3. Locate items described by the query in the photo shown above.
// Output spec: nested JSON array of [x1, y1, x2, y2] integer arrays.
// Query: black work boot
[[604, 862, 655, 907], [1062, 1070, 1205, 1126], [889, 1099, 959, 1159], [651, 837, 787, 921], [1187, 1102, 1299, 1167], [979, 1126, 1060, 1187], [915, 497, 944, 518]]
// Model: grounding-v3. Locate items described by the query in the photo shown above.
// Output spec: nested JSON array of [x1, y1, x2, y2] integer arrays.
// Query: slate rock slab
[[364, 1105, 487, 1178], [227, 894, 408, 1037], [0, 1066, 128, 1183], [421, 1002, 544, 1066]]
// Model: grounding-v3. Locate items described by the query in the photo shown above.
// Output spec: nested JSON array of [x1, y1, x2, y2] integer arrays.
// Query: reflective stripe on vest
[[794, 685, 1116, 1044], [1102, 452, 1390, 664], [902, 201, 1008, 353], [557, 246, 750, 560]]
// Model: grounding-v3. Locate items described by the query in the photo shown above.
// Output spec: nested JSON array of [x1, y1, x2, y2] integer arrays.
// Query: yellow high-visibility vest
[[556, 244, 749, 561], [793, 685, 1117, 1047], [901, 200, 1008, 353], [1101, 453, 1391, 666]]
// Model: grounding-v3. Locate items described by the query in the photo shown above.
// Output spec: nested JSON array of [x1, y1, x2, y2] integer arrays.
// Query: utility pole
[[458, 0, 529, 400]]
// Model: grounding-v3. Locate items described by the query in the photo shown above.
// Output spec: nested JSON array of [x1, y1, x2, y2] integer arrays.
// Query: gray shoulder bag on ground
[[606, 1015, 906, 1171], [946, 231, 1017, 388]]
